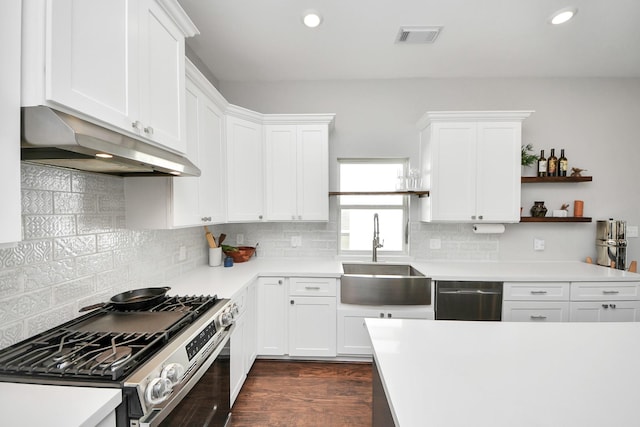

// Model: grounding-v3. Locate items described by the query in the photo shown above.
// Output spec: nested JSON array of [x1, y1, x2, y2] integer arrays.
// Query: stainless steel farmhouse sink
[[341, 263, 431, 305]]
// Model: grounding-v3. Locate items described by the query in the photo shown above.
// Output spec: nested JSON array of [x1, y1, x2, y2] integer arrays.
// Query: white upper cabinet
[[22, 0, 197, 154], [124, 60, 226, 229], [225, 109, 264, 222], [418, 111, 533, 223], [0, 0, 22, 245], [264, 119, 333, 221]]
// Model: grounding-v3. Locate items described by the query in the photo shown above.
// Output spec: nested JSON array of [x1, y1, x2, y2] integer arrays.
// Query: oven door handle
[[439, 289, 502, 295], [139, 330, 231, 427]]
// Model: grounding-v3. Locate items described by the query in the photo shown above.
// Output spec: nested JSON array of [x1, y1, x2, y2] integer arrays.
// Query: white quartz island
[[366, 318, 640, 427]]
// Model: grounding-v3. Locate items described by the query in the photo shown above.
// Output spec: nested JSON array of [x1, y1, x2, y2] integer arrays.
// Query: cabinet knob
[[478, 215, 483, 220], [144, 126, 154, 136], [379, 313, 384, 318], [602, 304, 609, 309], [201, 217, 211, 222], [259, 215, 263, 220], [611, 303, 617, 309], [290, 300, 294, 305], [298, 215, 302, 220], [471, 215, 476, 220], [132, 120, 142, 130], [278, 280, 283, 285], [387, 313, 392, 318]]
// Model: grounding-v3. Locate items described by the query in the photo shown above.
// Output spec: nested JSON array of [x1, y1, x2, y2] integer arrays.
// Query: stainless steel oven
[[0, 293, 238, 427], [435, 281, 503, 321]]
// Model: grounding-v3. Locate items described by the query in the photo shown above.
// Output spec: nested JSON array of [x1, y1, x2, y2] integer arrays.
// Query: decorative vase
[[530, 201, 548, 218]]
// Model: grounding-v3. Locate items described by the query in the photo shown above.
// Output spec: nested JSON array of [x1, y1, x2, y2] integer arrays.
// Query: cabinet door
[[47, 0, 136, 132], [475, 122, 521, 222], [171, 80, 201, 226], [230, 311, 246, 406], [137, 0, 186, 153], [502, 301, 570, 322], [226, 116, 264, 222], [288, 296, 336, 357], [297, 125, 329, 221], [256, 277, 286, 355], [244, 281, 258, 372], [0, 0, 21, 245], [173, 77, 225, 226], [265, 125, 297, 220], [570, 301, 640, 322], [428, 122, 476, 221]]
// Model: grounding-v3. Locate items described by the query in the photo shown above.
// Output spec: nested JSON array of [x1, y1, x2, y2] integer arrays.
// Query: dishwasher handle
[[439, 289, 502, 296]]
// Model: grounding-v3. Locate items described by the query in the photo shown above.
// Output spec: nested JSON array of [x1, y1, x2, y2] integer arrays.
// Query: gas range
[[0, 293, 238, 426]]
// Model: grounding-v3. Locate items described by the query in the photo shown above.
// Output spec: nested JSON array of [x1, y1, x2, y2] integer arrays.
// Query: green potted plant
[[521, 144, 538, 176]]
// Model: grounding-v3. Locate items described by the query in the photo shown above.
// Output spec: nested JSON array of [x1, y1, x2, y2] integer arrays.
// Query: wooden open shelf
[[329, 191, 430, 198], [520, 216, 592, 223], [521, 176, 592, 183]]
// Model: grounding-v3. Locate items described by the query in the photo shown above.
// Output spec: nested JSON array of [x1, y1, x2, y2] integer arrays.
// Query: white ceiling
[[178, 0, 640, 82]]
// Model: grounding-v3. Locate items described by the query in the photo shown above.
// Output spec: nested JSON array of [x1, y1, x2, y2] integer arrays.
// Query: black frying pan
[[79, 286, 171, 312]]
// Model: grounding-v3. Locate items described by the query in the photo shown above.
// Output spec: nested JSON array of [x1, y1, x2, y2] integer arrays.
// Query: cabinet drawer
[[502, 301, 569, 322], [571, 282, 640, 301], [289, 277, 337, 297], [503, 282, 570, 301]]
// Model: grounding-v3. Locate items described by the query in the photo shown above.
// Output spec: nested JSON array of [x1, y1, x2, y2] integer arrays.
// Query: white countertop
[[167, 258, 640, 300], [0, 383, 121, 427], [366, 319, 640, 427]]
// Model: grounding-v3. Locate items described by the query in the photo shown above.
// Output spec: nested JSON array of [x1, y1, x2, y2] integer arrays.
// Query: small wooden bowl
[[223, 246, 256, 263]]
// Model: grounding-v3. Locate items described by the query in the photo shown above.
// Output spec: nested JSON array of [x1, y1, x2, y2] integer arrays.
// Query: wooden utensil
[[204, 226, 217, 248], [218, 233, 226, 245]]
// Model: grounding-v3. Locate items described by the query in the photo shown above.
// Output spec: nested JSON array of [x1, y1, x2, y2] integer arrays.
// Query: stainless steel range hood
[[21, 106, 200, 177]]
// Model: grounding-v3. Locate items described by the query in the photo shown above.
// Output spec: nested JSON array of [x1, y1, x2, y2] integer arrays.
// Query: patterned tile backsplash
[[0, 163, 208, 349], [0, 163, 499, 349]]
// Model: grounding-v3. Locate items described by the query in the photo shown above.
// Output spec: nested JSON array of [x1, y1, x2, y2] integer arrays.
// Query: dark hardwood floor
[[230, 360, 373, 427]]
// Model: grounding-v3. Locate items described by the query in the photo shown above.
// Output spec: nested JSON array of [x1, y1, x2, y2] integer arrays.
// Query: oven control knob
[[220, 310, 234, 327], [230, 303, 240, 316], [145, 377, 173, 405], [161, 363, 185, 385]]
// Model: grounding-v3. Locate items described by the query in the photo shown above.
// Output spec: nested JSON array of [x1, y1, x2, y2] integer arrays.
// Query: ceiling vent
[[396, 26, 442, 44]]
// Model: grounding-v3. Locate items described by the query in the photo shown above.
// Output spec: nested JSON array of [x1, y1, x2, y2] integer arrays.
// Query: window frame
[[337, 158, 410, 256]]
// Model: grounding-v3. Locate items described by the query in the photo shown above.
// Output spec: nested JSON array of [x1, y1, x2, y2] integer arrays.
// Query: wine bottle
[[537, 150, 547, 177], [547, 148, 558, 176], [559, 149, 568, 177]]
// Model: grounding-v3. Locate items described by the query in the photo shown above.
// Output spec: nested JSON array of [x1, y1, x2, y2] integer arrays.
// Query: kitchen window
[[338, 159, 409, 256]]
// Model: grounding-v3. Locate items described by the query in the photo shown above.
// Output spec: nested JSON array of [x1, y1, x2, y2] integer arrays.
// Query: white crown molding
[[417, 110, 534, 129], [225, 104, 264, 124], [185, 59, 229, 110], [262, 114, 336, 128], [156, 0, 199, 37]]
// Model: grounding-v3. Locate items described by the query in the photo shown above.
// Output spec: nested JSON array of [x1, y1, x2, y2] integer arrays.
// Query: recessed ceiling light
[[302, 11, 322, 28], [550, 7, 578, 25], [95, 153, 113, 159]]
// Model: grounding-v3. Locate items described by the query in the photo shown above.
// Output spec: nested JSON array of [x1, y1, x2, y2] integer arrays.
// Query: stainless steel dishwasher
[[435, 281, 503, 321]]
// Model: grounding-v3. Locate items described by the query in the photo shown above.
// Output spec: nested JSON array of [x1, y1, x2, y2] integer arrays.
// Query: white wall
[[219, 77, 640, 263]]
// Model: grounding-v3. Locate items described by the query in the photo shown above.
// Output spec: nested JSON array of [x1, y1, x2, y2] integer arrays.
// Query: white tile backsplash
[[0, 163, 500, 349]]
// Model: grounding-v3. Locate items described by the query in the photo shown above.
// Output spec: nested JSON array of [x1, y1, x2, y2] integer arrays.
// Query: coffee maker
[[596, 219, 627, 270]]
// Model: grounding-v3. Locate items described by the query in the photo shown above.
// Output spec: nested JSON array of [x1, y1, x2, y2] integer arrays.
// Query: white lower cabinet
[[230, 281, 257, 406], [569, 301, 640, 322], [569, 281, 640, 322], [288, 278, 337, 357], [337, 306, 433, 355], [256, 277, 287, 356], [502, 282, 570, 322], [502, 301, 570, 322]]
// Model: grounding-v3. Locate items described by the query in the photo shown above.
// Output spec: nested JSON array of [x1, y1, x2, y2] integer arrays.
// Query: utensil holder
[[209, 247, 222, 267]]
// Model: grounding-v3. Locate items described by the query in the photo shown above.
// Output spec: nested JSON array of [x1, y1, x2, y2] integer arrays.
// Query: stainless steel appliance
[[596, 219, 627, 270], [0, 293, 237, 427], [435, 281, 503, 321]]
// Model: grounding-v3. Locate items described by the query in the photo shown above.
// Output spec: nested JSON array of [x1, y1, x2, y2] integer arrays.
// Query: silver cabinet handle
[[530, 290, 548, 295], [478, 215, 483, 220], [530, 315, 547, 320], [290, 300, 294, 305], [144, 126, 154, 136], [379, 313, 384, 318], [304, 286, 321, 290], [610, 303, 617, 309], [278, 280, 283, 285], [201, 217, 211, 222], [387, 313, 392, 318], [132, 120, 142, 130], [602, 290, 620, 294], [602, 304, 609, 309], [471, 215, 476, 220]]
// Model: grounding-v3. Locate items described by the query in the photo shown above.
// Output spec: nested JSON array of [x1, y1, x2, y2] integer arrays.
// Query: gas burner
[[94, 346, 132, 369], [52, 346, 81, 369]]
